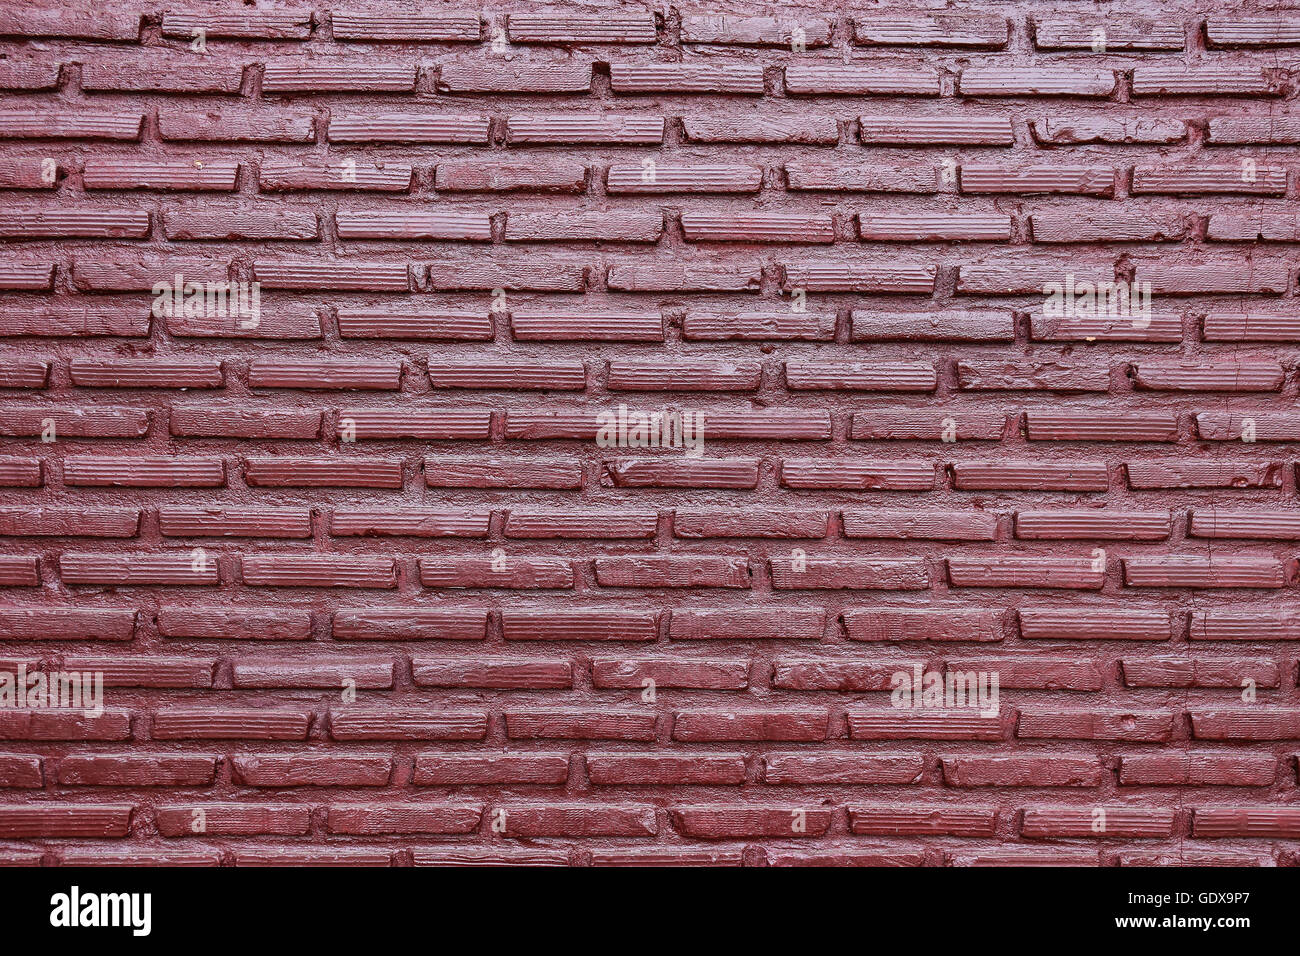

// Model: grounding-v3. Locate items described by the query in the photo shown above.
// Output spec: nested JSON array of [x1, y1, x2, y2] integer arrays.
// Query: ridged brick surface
[[0, 0, 1298, 868]]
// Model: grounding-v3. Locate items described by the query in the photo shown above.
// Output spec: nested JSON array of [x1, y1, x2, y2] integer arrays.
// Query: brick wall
[[0, 0, 1297, 867]]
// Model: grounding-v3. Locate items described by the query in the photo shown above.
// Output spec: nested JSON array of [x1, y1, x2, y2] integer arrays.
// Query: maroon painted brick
[[413, 753, 570, 786], [57, 755, 218, 787], [0, 0, 1288, 871]]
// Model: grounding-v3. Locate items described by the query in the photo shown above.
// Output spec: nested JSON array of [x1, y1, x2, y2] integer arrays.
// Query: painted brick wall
[[0, 0, 1297, 867]]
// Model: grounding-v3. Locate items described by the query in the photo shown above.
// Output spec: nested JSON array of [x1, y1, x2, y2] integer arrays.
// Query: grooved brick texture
[[0, 0, 1298, 868]]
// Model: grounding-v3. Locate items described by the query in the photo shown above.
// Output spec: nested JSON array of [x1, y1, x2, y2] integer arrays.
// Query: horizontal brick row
[[0, 655, 1294, 690], [0, 552, 1295, 590], [7, 63, 1300, 98], [9, 361, 1300, 393], [6, 456, 1300, 493], [1, 800, 1298, 840], [15, 206, 1300, 246], [10, 507, 1300, 541], [1, 707, 1299, 740], [2, 604, 1300, 643], [0, 844, 1289, 867], [6, 111, 1300, 147], [4, 9, 1300, 52], [6, 750, 1300, 787], [7, 265, 1300, 301], [9, 306, 1300, 344]]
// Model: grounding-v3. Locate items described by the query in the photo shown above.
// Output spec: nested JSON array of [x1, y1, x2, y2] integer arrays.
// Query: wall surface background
[[0, 0, 1298, 866]]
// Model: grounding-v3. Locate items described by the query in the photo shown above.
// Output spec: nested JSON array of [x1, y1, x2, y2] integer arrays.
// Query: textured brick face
[[0, 0, 1297, 869]]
